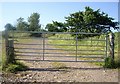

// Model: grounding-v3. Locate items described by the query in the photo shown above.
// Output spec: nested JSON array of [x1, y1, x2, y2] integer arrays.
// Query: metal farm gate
[[7, 31, 109, 62]]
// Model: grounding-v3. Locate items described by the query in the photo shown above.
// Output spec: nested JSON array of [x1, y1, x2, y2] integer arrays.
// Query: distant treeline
[[5, 7, 119, 39]]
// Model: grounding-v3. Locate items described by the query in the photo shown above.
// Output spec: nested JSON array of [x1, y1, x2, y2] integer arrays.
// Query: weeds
[[51, 62, 67, 69], [104, 57, 115, 68], [2, 61, 28, 73]]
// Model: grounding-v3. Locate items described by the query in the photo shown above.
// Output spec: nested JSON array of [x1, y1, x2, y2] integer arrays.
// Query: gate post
[[5, 29, 9, 64], [5, 30, 15, 64], [8, 40, 15, 63], [109, 32, 115, 61]]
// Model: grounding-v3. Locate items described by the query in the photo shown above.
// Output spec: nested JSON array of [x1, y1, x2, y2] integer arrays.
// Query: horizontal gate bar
[[33, 60, 105, 62], [15, 48, 75, 51], [11, 37, 43, 39], [77, 56, 105, 58], [43, 48, 76, 51], [15, 51, 43, 54], [11, 37, 106, 41], [16, 54, 41, 56], [42, 55, 104, 58], [15, 52, 105, 56], [44, 53, 75, 54], [46, 38, 106, 41], [15, 58, 104, 62], [77, 53, 105, 55], [14, 48, 43, 50], [45, 44, 106, 47], [14, 43, 106, 48], [10, 31, 103, 35], [15, 55, 105, 59], [44, 49, 106, 52], [37, 55, 104, 58], [16, 54, 105, 58], [77, 50, 106, 52], [14, 43, 43, 45], [14, 48, 106, 52], [16, 55, 75, 57], [15, 52, 75, 54]]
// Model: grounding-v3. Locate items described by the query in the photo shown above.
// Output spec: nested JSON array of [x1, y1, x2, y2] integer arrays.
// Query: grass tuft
[[104, 57, 115, 68], [51, 62, 67, 69], [3, 61, 28, 73]]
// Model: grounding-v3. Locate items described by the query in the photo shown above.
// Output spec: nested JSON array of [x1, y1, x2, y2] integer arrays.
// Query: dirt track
[[2, 38, 118, 82]]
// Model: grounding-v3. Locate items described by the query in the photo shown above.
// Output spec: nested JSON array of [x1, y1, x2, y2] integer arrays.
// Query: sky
[[0, 2, 119, 31]]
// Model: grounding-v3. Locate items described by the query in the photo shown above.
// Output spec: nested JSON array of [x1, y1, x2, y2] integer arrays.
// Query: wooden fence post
[[5, 29, 9, 64], [5, 30, 15, 64], [109, 32, 114, 61], [8, 40, 15, 63]]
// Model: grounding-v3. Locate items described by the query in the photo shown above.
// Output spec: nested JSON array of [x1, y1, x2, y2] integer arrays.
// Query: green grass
[[1, 32, 28, 73], [3, 61, 28, 73], [51, 62, 67, 69], [48, 32, 120, 68], [49, 34, 106, 56]]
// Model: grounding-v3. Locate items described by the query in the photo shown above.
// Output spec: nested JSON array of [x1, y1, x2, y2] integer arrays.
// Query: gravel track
[[2, 38, 118, 82]]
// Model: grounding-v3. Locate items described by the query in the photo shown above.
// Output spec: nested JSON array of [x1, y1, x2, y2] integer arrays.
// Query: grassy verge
[[1, 32, 28, 73]]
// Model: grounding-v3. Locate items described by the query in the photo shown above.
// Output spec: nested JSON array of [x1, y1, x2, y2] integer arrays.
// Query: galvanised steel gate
[[7, 31, 108, 62]]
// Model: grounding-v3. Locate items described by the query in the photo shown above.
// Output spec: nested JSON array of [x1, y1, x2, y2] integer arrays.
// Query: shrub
[[104, 57, 116, 68]]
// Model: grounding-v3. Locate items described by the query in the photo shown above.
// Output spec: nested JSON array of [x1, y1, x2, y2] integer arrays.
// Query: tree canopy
[[5, 23, 15, 30], [5, 7, 119, 37], [52, 21, 68, 32], [45, 23, 59, 32], [64, 7, 119, 38], [45, 21, 67, 32], [28, 13, 41, 31], [16, 17, 28, 31]]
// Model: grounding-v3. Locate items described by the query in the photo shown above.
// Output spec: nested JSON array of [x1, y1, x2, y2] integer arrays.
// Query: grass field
[[48, 32, 119, 67]]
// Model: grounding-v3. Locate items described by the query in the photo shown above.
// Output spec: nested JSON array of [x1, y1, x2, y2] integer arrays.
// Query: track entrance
[[8, 31, 108, 62]]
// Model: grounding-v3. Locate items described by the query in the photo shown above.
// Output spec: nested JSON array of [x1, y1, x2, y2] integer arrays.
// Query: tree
[[16, 17, 28, 31], [45, 23, 59, 32], [52, 21, 68, 32], [5, 23, 15, 30], [28, 13, 41, 31], [45, 21, 67, 32], [65, 6, 119, 38]]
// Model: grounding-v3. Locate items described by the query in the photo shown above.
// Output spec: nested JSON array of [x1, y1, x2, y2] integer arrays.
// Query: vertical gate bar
[[105, 33, 108, 58], [75, 33, 78, 62], [43, 32, 45, 61]]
